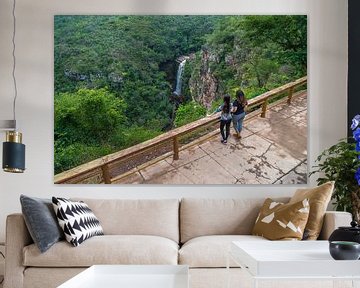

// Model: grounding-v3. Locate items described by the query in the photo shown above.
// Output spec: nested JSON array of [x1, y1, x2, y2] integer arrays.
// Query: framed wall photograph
[[54, 15, 307, 185]]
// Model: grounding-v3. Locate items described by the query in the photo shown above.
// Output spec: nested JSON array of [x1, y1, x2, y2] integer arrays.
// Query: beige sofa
[[4, 198, 352, 288]]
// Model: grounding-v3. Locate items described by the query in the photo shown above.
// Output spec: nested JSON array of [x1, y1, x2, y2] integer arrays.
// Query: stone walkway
[[114, 92, 307, 184]]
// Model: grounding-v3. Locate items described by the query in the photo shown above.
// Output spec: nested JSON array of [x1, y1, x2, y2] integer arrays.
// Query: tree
[[239, 15, 307, 72], [174, 101, 207, 127], [55, 88, 126, 145]]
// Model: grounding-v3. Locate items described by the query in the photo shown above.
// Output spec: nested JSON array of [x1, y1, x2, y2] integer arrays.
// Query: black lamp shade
[[3, 141, 25, 173]]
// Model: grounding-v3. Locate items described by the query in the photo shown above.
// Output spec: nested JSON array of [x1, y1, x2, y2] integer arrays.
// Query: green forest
[[54, 15, 307, 174]]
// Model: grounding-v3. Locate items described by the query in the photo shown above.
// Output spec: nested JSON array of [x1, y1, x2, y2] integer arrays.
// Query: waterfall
[[174, 59, 186, 96]]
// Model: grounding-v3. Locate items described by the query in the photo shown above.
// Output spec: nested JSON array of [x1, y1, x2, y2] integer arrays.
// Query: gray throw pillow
[[20, 195, 64, 253]]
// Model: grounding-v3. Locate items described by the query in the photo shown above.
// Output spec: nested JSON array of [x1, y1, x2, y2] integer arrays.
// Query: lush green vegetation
[[174, 101, 207, 127], [54, 15, 306, 173]]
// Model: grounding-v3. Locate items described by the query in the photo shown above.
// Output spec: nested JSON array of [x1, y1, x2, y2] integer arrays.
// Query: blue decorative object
[[351, 115, 360, 130], [353, 128, 360, 142], [356, 168, 360, 186], [351, 115, 360, 185]]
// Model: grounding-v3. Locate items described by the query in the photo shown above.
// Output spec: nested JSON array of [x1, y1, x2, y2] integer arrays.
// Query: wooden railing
[[54, 76, 307, 184]]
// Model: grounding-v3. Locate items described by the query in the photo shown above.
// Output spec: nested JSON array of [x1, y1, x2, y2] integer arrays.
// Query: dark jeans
[[220, 119, 231, 140]]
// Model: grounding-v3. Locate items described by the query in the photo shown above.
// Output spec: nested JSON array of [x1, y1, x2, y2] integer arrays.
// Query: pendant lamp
[[1, 0, 26, 173]]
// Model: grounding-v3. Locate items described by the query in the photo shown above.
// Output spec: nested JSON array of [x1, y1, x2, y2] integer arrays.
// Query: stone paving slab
[[245, 116, 273, 134], [176, 155, 238, 184], [199, 137, 232, 154], [209, 143, 261, 180], [275, 160, 308, 184], [238, 134, 272, 157], [257, 118, 307, 160], [139, 159, 175, 181], [262, 143, 302, 174], [165, 145, 207, 168], [113, 171, 144, 184], [144, 168, 194, 184], [120, 92, 307, 184], [292, 110, 307, 123]]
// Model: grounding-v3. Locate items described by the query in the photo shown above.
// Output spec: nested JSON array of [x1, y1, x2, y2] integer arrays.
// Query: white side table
[[228, 240, 360, 288]]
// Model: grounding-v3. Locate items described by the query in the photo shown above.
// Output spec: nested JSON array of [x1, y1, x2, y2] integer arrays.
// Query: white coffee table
[[228, 241, 360, 288], [58, 265, 189, 288]]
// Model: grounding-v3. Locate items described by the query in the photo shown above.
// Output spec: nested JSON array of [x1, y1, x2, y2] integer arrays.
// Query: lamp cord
[[11, 0, 17, 129]]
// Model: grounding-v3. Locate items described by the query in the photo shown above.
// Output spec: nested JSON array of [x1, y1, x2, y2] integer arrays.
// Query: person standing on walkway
[[232, 90, 248, 139], [215, 94, 233, 144]]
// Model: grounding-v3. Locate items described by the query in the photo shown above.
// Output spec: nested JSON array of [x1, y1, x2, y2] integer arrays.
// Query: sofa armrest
[[318, 211, 352, 240], [4, 214, 33, 288]]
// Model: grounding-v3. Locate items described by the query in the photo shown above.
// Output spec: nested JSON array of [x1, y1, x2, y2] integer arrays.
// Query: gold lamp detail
[[1, 0, 25, 173]]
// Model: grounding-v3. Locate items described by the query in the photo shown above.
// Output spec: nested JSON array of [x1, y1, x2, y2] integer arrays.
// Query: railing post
[[287, 86, 294, 104], [173, 136, 179, 160], [101, 164, 112, 184], [261, 98, 268, 118]]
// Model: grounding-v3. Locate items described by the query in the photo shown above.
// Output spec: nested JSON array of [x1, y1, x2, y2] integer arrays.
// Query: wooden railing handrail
[[54, 76, 307, 184]]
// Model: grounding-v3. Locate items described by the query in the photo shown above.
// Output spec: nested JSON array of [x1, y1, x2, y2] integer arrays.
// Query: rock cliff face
[[188, 49, 219, 109]]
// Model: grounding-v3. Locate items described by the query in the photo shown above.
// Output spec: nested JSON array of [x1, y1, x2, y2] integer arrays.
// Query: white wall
[[0, 0, 348, 242]]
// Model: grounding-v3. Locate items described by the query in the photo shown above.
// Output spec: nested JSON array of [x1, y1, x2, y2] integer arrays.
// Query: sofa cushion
[[20, 195, 64, 253], [52, 197, 104, 247], [72, 198, 179, 243], [23, 235, 178, 267], [290, 181, 334, 240], [180, 198, 289, 243], [179, 235, 267, 268], [252, 198, 310, 240]]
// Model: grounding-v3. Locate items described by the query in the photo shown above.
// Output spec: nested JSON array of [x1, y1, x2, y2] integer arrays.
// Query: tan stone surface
[[112, 171, 144, 184], [209, 145, 261, 179], [140, 160, 175, 181], [275, 161, 307, 184], [262, 143, 302, 173], [177, 155, 237, 184], [265, 109, 291, 124], [165, 145, 207, 168], [257, 118, 307, 160], [227, 127, 252, 146], [292, 110, 307, 123], [244, 158, 284, 184], [144, 169, 194, 184], [198, 138, 228, 154], [238, 134, 272, 157], [245, 116, 272, 133]]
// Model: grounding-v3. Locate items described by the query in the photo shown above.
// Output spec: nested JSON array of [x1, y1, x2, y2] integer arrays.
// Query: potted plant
[[311, 115, 360, 222]]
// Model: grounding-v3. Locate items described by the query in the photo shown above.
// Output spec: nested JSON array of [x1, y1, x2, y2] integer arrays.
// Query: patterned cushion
[[252, 198, 310, 240], [289, 181, 334, 240], [52, 197, 104, 246]]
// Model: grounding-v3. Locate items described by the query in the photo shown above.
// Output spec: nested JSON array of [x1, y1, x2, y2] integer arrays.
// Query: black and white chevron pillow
[[52, 197, 104, 247]]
